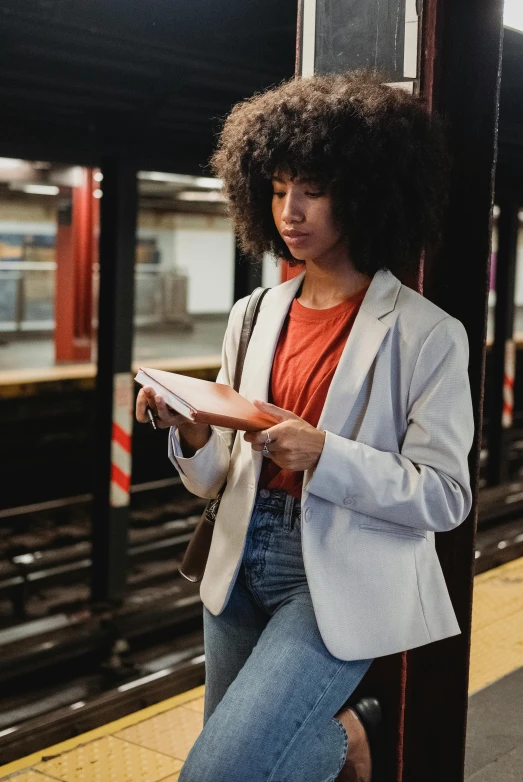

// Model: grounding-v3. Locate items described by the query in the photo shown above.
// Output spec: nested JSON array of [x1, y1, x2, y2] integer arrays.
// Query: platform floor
[[0, 316, 228, 373], [1, 555, 523, 781]]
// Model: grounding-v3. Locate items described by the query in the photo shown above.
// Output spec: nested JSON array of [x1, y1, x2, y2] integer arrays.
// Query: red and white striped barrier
[[110, 372, 133, 507], [502, 338, 515, 429]]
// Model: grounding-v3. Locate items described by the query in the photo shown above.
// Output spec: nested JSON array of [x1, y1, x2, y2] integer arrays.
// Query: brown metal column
[[487, 196, 519, 486], [55, 168, 98, 362], [402, 0, 504, 780]]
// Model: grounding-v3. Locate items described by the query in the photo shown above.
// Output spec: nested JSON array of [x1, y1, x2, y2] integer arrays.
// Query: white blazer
[[168, 268, 474, 661]]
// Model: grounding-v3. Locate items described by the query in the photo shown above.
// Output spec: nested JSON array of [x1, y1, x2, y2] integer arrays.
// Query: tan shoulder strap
[[233, 287, 269, 392]]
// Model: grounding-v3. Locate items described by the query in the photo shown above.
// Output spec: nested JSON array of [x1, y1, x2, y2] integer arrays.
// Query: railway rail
[[2, 360, 523, 762]]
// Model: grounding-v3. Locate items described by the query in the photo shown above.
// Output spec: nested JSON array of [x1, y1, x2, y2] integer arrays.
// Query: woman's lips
[[282, 232, 309, 247]]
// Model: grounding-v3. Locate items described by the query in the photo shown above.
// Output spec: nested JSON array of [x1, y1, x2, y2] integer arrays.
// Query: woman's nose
[[281, 192, 304, 223]]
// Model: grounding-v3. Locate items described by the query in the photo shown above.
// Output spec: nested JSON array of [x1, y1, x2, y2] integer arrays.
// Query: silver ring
[[265, 430, 271, 444]]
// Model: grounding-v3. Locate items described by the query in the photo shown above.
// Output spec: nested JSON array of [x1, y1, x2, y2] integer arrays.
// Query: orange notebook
[[135, 367, 279, 432]]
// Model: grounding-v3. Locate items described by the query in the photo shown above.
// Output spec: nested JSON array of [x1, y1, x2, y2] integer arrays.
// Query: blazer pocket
[[358, 520, 426, 540]]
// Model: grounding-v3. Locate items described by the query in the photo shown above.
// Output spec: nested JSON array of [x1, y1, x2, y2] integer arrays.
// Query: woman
[[136, 71, 474, 782]]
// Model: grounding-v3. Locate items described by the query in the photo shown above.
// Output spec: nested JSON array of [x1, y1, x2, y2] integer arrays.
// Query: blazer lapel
[[317, 268, 401, 434]]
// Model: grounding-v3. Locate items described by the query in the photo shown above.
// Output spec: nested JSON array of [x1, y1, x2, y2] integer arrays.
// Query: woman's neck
[[296, 258, 373, 310]]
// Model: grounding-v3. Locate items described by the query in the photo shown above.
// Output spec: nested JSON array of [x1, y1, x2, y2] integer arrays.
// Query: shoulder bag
[[178, 286, 269, 582]]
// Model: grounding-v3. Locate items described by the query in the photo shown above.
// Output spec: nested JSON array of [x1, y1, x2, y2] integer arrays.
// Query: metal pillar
[[487, 197, 519, 486], [402, 1, 504, 780], [92, 158, 137, 605], [55, 168, 98, 362]]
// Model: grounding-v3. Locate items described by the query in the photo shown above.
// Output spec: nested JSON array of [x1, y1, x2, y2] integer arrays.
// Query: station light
[[139, 171, 223, 189], [504, 0, 523, 32], [11, 184, 60, 195], [176, 190, 227, 202], [0, 157, 23, 169], [193, 176, 224, 189]]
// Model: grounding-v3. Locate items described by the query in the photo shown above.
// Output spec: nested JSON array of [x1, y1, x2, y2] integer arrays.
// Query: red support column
[[55, 168, 99, 362]]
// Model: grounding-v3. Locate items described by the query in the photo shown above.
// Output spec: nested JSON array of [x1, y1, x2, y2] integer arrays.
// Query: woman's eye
[[306, 191, 324, 198], [272, 191, 285, 198]]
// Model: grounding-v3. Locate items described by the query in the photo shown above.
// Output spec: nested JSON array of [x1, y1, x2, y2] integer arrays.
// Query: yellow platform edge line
[[0, 685, 205, 777]]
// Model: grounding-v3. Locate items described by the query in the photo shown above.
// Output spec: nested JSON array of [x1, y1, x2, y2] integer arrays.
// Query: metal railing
[[0, 263, 192, 332]]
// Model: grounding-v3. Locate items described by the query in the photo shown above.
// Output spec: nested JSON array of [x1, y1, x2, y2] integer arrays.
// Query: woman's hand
[[136, 387, 211, 455], [244, 400, 326, 471]]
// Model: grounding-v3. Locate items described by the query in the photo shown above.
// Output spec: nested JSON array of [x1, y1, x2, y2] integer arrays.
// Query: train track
[[0, 475, 210, 761], [1, 443, 523, 761]]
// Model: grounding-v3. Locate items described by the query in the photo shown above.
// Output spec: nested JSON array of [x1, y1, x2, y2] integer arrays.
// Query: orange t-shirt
[[258, 284, 369, 499]]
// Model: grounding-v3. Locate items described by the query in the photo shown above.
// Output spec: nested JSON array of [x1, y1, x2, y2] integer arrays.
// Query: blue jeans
[[179, 488, 374, 782]]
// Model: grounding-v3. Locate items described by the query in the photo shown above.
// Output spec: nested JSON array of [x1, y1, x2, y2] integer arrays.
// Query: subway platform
[[0, 556, 522, 782], [0, 317, 229, 373]]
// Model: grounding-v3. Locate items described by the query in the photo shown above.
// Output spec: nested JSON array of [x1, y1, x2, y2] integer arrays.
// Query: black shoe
[[351, 696, 384, 782]]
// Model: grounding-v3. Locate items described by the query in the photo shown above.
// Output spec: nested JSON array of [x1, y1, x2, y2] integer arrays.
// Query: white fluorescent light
[[21, 184, 59, 196], [93, 189, 103, 199], [93, 172, 103, 182], [140, 172, 197, 185], [504, 0, 523, 31], [0, 157, 23, 169], [176, 190, 227, 202], [139, 171, 223, 189], [194, 177, 223, 190]]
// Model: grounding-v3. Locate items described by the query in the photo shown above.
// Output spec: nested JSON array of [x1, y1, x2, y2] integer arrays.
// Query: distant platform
[[0, 317, 227, 395]]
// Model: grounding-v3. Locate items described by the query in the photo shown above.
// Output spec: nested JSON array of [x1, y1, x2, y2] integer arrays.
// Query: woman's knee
[[178, 717, 264, 782]]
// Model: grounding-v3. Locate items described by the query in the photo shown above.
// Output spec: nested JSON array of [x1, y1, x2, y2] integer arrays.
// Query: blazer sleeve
[[168, 296, 248, 499], [304, 316, 475, 533]]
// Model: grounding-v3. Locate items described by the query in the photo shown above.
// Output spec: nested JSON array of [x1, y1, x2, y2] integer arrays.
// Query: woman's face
[[271, 171, 343, 263]]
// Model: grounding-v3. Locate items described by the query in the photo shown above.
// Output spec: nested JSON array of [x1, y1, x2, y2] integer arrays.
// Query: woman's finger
[[153, 395, 195, 429], [244, 428, 280, 454], [143, 387, 158, 411], [153, 395, 172, 428], [253, 399, 299, 421], [244, 428, 270, 445], [136, 388, 153, 423], [250, 441, 266, 452]]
